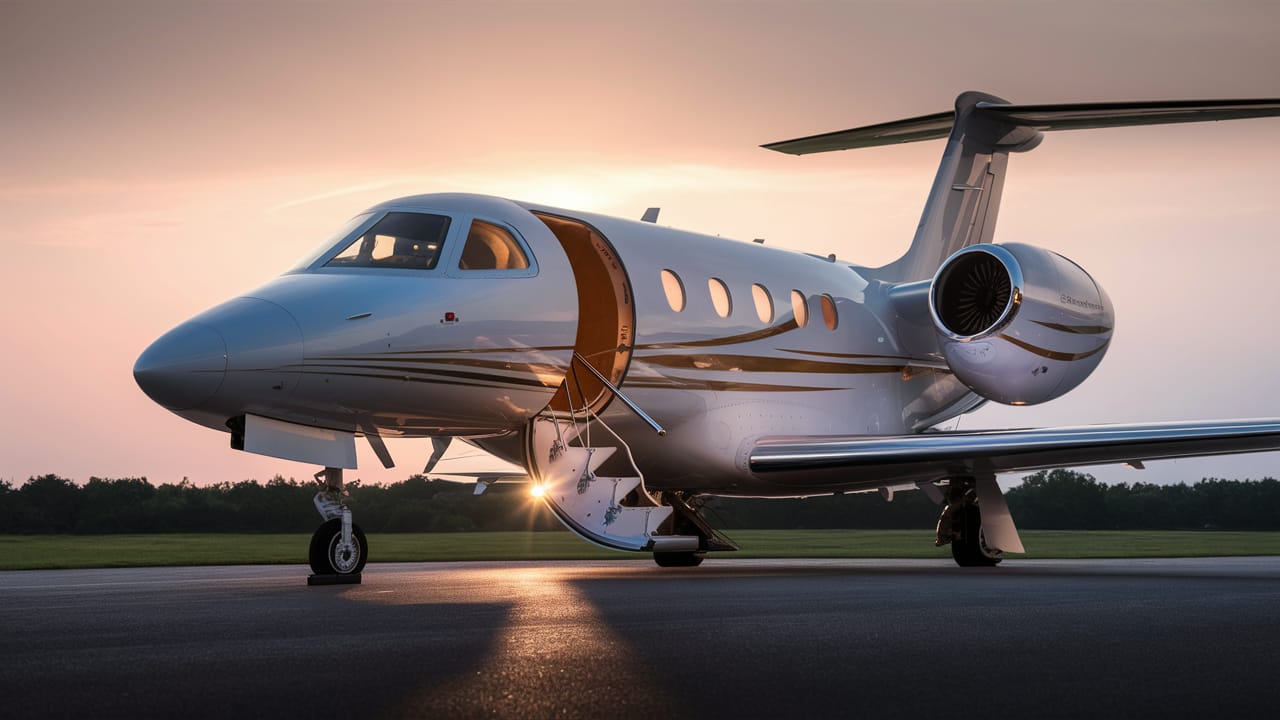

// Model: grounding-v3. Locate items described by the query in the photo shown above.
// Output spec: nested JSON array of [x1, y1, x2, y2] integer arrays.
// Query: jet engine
[[929, 243, 1113, 405]]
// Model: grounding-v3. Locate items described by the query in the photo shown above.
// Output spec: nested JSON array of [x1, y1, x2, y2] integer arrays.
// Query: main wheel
[[309, 518, 368, 575], [653, 551, 705, 567], [951, 505, 1002, 567]]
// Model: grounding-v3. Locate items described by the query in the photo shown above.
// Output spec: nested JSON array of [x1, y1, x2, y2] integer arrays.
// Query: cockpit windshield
[[286, 212, 375, 272], [325, 212, 452, 270]]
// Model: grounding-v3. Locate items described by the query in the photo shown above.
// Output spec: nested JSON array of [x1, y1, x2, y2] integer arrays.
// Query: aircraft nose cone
[[133, 322, 228, 410]]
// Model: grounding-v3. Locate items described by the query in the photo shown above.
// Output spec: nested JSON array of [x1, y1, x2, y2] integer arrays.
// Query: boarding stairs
[[528, 355, 735, 553]]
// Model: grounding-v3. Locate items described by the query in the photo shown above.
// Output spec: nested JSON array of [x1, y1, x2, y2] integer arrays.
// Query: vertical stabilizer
[[876, 92, 1041, 282], [764, 91, 1280, 282]]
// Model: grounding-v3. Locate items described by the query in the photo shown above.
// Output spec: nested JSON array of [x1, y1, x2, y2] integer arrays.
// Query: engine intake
[[929, 243, 1113, 405], [933, 247, 1020, 338]]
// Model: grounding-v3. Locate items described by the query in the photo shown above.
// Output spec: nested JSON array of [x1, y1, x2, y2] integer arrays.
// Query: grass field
[[2, 529, 1279, 570]]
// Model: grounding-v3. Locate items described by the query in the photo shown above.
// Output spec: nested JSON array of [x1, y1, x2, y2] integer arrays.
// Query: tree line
[[2, 469, 1278, 534]]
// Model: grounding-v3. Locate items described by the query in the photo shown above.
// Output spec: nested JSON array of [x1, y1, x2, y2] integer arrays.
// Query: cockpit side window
[[324, 212, 451, 270], [459, 220, 530, 270]]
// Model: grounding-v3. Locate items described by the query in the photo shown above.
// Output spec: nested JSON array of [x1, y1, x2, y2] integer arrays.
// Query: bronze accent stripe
[[622, 377, 842, 393], [779, 348, 913, 361], [781, 349, 952, 373], [373, 345, 576, 356], [299, 362, 557, 388], [635, 319, 799, 350], [637, 353, 907, 375], [997, 334, 1109, 362], [310, 355, 564, 376], [1031, 320, 1113, 335], [296, 369, 503, 389]]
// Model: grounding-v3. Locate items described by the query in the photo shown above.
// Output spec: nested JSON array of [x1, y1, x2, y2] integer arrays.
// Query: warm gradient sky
[[2, 0, 1278, 488]]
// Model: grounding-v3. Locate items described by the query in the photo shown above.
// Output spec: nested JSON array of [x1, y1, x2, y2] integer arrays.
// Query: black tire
[[951, 505, 1002, 568], [653, 551, 705, 567], [309, 518, 368, 575]]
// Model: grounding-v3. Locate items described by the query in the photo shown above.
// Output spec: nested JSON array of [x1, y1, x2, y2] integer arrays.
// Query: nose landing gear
[[308, 467, 367, 584]]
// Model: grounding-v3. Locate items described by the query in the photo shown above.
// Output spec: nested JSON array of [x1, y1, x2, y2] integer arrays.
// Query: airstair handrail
[[572, 353, 666, 436]]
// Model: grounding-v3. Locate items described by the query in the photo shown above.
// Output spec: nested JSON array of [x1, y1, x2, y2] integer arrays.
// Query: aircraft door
[[532, 212, 635, 418]]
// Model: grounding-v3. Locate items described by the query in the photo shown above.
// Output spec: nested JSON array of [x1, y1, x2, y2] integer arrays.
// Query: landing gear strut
[[309, 467, 367, 580], [936, 478, 1002, 567]]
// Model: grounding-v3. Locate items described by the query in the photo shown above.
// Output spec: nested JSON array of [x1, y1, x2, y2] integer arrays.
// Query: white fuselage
[[135, 193, 975, 497], [515, 202, 974, 494]]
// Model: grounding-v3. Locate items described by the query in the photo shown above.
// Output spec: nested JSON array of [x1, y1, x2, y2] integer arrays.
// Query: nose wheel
[[309, 517, 368, 575]]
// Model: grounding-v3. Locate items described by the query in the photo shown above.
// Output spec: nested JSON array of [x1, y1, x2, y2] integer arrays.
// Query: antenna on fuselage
[[640, 207, 660, 223]]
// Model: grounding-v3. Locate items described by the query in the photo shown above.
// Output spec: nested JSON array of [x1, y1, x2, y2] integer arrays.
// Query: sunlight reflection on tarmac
[[382, 566, 681, 717]]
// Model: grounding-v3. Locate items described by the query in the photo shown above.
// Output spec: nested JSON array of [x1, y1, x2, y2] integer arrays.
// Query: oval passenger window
[[752, 284, 773, 324], [820, 294, 838, 330], [791, 290, 809, 328], [661, 269, 686, 312], [708, 278, 732, 318]]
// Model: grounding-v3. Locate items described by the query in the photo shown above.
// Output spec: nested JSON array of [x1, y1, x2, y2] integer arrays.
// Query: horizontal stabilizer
[[750, 418, 1280, 477], [764, 97, 1280, 155], [983, 98, 1280, 132], [762, 111, 955, 155]]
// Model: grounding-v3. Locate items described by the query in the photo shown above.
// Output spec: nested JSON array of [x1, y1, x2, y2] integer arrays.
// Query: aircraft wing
[[749, 419, 1280, 479]]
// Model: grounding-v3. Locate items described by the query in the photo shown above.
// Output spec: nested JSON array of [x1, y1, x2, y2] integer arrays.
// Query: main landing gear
[[308, 467, 367, 583], [936, 478, 1003, 567]]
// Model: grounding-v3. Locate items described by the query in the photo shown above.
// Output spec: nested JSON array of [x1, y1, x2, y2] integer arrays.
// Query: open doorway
[[532, 212, 634, 418]]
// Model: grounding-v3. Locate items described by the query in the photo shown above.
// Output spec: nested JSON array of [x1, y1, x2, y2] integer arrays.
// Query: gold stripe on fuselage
[[297, 359, 558, 388], [1030, 320, 1113, 335], [634, 319, 800, 351], [997, 334, 1109, 362], [637, 353, 907, 375], [620, 376, 844, 393]]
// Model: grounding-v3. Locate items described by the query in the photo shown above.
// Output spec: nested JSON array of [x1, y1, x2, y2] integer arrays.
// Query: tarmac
[[2, 558, 1278, 719]]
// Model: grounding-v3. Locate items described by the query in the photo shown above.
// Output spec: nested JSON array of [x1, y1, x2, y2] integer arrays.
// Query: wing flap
[[750, 419, 1280, 477]]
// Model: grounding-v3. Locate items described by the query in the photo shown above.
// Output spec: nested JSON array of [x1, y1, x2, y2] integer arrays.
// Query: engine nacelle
[[930, 243, 1113, 405]]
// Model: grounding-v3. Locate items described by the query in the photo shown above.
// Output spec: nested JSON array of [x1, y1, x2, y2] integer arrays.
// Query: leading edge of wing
[[749, 419, 1280, 475]]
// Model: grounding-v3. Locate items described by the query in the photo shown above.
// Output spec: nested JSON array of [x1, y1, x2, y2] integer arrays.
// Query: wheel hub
[[329, 536, 361, 574]]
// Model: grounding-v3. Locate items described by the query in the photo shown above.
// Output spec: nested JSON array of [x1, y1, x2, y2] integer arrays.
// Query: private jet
[[134, 91, 1280, 575]]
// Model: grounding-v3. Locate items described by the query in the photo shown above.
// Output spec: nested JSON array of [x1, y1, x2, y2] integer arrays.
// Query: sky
[[2, 0, 1278, 489]]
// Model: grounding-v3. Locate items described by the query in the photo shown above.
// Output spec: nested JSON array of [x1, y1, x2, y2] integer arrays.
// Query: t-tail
[[764, 91, 1280, 283]]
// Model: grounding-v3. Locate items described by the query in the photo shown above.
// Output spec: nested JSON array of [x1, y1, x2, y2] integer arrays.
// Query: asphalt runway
[[2, 558, 1278, 719]]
